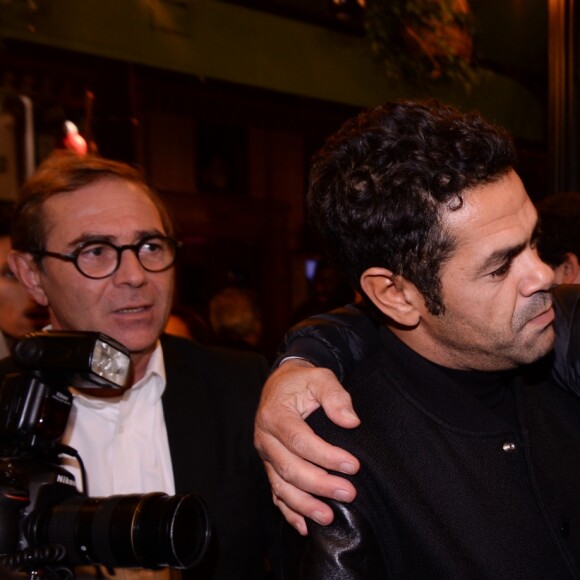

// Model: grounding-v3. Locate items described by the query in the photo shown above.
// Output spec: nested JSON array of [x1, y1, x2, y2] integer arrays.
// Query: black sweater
[[281, 285, 580, 579]]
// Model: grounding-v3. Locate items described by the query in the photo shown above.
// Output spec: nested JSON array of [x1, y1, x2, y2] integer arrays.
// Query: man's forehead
[[42, 182, 162, 230], [444, 171, 531, 229], [45, 177, 150, 205], [442, 171, 536, 256]]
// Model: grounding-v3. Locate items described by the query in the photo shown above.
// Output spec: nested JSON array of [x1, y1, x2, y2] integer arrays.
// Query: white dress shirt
[[59, 341, 176, 579], [60, 341, 175, 496]]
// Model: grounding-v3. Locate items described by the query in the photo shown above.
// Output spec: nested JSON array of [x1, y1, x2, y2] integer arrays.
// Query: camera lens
[[27, 492, 211, 570]]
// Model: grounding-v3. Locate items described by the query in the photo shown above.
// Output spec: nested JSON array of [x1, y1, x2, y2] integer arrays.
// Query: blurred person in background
[[165, 303, 214, 345], [291, 258, 355, 323], [536, 191, 580, 284], [0, 200, 47, 358], [208, 287, 263, 353]]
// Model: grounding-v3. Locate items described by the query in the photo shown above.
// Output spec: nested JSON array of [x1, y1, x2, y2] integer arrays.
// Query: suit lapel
[[161, 335, 218, 495]]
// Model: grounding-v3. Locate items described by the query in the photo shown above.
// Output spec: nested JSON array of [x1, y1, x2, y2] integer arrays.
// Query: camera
[[0, 331, 211, 578]]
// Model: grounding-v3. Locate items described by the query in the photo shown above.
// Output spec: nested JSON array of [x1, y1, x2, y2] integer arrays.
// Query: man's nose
[[521, 250, 555, 295], [113, 248, 147, 285]]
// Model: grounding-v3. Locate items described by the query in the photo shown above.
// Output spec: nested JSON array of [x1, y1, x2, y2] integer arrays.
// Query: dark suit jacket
[[160, 334, 276, 580]]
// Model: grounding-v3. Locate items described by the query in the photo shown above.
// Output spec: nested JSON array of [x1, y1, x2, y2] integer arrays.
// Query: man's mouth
[[116, 305, 150, 314], [517, 291, 554, 330], [528, 305, 555, 326]]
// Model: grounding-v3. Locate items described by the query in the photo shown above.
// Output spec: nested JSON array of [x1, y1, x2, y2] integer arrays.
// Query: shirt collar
[[133, 341, 166, 394]]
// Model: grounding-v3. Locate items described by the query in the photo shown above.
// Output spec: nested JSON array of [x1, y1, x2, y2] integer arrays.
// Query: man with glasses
[[4, 153, 275, 579]]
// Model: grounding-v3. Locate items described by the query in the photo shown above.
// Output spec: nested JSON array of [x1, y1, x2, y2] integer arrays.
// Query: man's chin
[[519, 326, 556, 364], [106, 326, 161, 353], [126, 338, 160, 356]]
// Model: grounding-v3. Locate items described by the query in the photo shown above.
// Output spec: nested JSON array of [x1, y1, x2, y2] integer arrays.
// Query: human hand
[[254, 358, 361, 535]]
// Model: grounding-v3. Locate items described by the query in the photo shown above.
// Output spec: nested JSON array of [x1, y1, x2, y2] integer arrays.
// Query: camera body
[[0, 331, 211, 577], [0, 449, 78, 569]]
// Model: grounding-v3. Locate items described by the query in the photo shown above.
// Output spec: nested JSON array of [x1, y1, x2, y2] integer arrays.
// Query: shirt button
[[502, 442, 517, 453], [561, 521, 571, 538]]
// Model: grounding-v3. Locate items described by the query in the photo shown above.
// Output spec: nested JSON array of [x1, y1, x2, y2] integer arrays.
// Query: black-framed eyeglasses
[[32, 235, 181, 280]]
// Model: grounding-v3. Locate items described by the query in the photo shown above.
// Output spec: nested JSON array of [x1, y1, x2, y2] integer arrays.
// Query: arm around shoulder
[[278, 302, 381, 381]]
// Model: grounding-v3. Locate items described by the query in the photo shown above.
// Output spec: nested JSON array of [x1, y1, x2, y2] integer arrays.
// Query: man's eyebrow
[[476, 219, 541, 276], [476, 243, 525, 275], [65, 230, 165, 250], [65, 233, 115, 250]]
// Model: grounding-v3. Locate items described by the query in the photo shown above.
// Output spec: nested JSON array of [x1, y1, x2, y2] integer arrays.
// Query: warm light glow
[[63, 120, 88, 156]]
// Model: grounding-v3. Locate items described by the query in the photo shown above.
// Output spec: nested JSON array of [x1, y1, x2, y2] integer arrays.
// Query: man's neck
[[387, 323, 466, 370]]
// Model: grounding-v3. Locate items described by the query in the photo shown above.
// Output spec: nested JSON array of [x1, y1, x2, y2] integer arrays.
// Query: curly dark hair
[[307, 100, 517, 315]]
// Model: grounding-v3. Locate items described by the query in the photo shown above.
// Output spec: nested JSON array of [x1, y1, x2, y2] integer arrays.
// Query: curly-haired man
[[257, 101, 580, 578]]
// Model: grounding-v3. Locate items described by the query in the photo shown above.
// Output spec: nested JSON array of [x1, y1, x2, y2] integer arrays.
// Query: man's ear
[[7, 252, 49, 306], [556, 252, 580, 284], [360, 267, 421, 327]]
